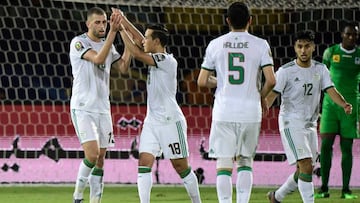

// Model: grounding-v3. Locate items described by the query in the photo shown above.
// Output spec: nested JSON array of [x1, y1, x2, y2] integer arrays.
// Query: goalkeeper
[[315, 21, 360, 200]]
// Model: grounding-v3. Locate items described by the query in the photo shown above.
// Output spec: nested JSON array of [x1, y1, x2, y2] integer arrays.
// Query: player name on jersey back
[[223, 41, 249, 49]]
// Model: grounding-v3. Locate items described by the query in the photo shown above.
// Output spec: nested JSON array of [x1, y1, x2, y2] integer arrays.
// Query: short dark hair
[[146, 24, 169, 47], [341, 21, 359, 32], [227, 2, 250, 29], [87, 7, 106, 20], [294, 30, 315, 42]]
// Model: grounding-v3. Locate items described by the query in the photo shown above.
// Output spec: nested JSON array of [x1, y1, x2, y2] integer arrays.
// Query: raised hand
[[109, 12, 122, 32]]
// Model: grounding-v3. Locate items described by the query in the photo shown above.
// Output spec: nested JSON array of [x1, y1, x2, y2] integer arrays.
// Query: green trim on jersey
[[71, 109, 81, 140], [176, 121, 188, 157], [260, 63, 274, 69], [284, 128, 298, 160], [272, 89, 281, 95], [201, 66, 214, 71], [280, 60, 296, 69]]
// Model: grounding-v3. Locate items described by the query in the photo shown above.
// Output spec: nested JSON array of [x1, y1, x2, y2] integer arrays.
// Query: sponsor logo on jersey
[[332, 54, 340, 63], [314, 73, 320, 81]]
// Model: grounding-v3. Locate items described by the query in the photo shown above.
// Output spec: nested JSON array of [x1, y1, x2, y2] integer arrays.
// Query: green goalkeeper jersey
[[321, 44, 360, 138], [322, 44, 360, 97]]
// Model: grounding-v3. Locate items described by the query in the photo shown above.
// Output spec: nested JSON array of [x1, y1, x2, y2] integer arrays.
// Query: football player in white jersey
[[118, 13, 202, 203], [197, 2, 276, 203], [266, 30, 352, 203], [69, 7, 134, 203]]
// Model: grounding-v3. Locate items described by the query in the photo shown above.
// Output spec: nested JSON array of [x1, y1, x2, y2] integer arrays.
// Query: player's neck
[[153, 46, 166, 54], [232, 29, 247, 32], [86, 32, 101, 42], [341, 43, 355, 51], [296, 58, 311, 68]]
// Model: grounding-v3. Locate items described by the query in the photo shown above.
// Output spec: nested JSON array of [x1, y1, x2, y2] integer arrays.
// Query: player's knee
[[86, 153, 99, 164], [96, 157, 105, 168], [340, 138, 353, 154], [138, 152, 155, 168], [298, 158, 313, 174], [171, 158, 189, 174], [235, 156, 253, 168], [216, 158, 233, 170]]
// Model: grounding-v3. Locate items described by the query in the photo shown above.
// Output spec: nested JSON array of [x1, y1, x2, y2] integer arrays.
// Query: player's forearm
[[260, 80, 275, 99], [121, 16, 144, 47], [120, 30, 139, 56], [261, 67, 276, 98], [265, 91, 278, 108], [327, 87, 350, 108], [117, 48, 132, 75], [206, 76, 217, 88], [94, 31, 117, 64], [197, 70, 216, 88]]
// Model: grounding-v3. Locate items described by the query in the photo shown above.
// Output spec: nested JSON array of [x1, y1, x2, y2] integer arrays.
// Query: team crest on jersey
[[314, 73, 320, 81], [154, 54, 165, 62], [74, 41, 84, 51], [332, 54, 340, 63], [355, 57, 360, 65]]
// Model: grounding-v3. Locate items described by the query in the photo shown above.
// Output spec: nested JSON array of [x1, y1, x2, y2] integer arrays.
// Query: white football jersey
[[274, 59, 334, 122], [144, 53, 185, 123], [69, 33, 120, 113], [201, 31, 273, 122]]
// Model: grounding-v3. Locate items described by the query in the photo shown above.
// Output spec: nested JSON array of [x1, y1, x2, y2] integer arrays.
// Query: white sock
[[275, 173, 298, 201], [89, 174, 103, 203], [217, 174, 232, 203], [137, 171, 152, 203], [298, 179, 314, 203], [236, 170, 252, 203], [182, 170, 202, 203], [73, 160, 93, 199]]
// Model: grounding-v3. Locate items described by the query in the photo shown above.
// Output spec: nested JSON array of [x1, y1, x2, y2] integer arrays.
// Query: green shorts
[[320, 95, 359, 139]]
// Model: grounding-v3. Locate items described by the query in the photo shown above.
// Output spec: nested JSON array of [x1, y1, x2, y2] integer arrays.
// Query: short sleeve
[[111, 45, 121, 64], [69, 36, 91, 59], [201, 41, 216, 71], [260, 40, 274, 68], [322, 47, 332, 68], [273, 67, 287, 94]]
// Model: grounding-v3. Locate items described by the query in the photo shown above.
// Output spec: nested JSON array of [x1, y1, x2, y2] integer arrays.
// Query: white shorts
[[208, 121, 260, 158], [139, 119, 189, 159], [279, 117, 318, 165], [71, 109, 115, 148]]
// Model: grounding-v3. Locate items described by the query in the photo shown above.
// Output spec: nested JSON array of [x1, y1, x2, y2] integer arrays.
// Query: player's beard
[[298, 55, 311, 64], [93, 29, 106, 39]]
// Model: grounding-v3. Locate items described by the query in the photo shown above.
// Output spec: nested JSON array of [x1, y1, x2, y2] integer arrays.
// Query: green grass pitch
[[0, 185, 359, 203]]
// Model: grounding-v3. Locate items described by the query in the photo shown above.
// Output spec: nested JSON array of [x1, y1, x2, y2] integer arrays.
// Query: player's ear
[[226, 17, 231, 27], [154, 38, 161, 46], [248, 15, 253, 26]]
